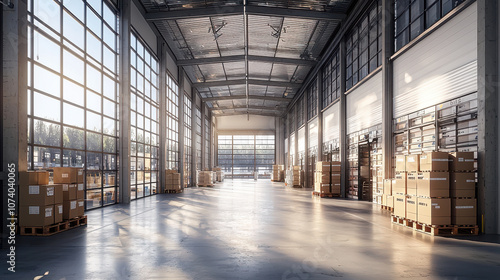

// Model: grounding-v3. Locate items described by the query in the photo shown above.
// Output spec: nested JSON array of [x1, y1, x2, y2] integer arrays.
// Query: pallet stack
[[213, 167, 225, 182], [165, 170, 182, 193], [391, 152, 478, 235], [19, 168, 87, 236], [271, 165, 284, 182], [313, 161, 341, 198], [285, 166, 303, 187], [381, 179, 393, 210], [197, 171, 214, 187]]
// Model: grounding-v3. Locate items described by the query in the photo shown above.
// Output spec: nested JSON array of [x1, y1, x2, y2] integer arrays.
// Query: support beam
[[178, 68, 185, 189], [158, 41, 167, 194], [339, 40, 347, 199], [119, 0, 132, 204], [211, 112, 282, 118], [211, 105, 287, 111], [145, 5, 345, 21], [177, 55, 316, 66], [201, 102, 207, 171], [203, 95, 290, 102], [193, 79, 302, 89]]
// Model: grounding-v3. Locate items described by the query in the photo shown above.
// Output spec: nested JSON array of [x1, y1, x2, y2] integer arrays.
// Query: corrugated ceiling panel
[[249, 85, 268, 96], [249, 61, 273, 80], [176, 17, 219, 58], [223, 61, 246, 80], [270, 64, 297, 82], [276, 18, 317, 59], [211, 15, 245, 57], [248, 15, 281, 57], [197, 63, 226, 81]]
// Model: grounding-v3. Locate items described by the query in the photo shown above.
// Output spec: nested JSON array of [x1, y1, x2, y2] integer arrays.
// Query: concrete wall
[[131, 1, 157, 54]]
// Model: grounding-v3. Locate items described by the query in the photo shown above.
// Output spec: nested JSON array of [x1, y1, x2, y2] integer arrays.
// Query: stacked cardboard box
[[165, 170, 181, 191], [382, 179, 393, 208], [197, 171, 214, 186], [213, 167, 225, 182], [271, 165, 284, 182], [19, 171, 62, 227], [393, 155, 407, 217], [53, 167, 85, 220], [314, 161, 341, 195], [285, 166, 303, 187], [450, 152, 476, 225]]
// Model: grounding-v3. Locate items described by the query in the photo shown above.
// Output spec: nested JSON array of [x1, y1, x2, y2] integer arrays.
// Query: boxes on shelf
[[395, 155, 406, 172], [417, 198, 451, 225], [450, 172, 475, 198], [53, 167, 84, 184], [86, 172, 101, 188], [19, 205, 54, 227], [452, 198, 476, 225], [449, 152, 475, 172], [419, 152, 449, 171], [416, 172, 449, 198], [406, 154, 420, 172]]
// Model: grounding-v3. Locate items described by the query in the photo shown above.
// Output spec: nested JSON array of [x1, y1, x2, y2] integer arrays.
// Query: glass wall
[[255, 135, 275, 178], [27, 0, 119, 209], [307, 79, 318, 120], [166, 74, 179, 170], [218, 135, 232, 174], [130, 32, 159, 200], [183, 94, 192, 186], [322, 50, 340, 109]]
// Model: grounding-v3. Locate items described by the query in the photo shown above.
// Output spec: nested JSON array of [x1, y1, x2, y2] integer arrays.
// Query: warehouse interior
[[1, 0, 500, 279]]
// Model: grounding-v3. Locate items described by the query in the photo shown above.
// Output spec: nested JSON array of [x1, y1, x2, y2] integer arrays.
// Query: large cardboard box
[[394, 172, 407, 195], [450, 172, 475, 198], [419, 152, 449, 171], [53, 167, 83, 184], [394, 194, 406, 218], [330, 173, 341, 183], [406, 172, 417, 196], [406, 154, 420, 172], [62, 184, 77, 201], [77, 199, 85, 217], [383, 179, 392, 195], [450, 152, 475, 172], [36, 171, 50, 185], [63, 200, 78, 220], [53, 184, 63, 205], [54, 204, 63, 224], [406, 196, 417, 221], [417, 198, 451, 225], [293, 166, 301, 171], [386, 195, 394, 208], [19, 171, 38, 186], [20, 185, 55, 206], [76, 183, 84, 199], [19, 205, 54, 227], [452, 198, 476, 225], [395, 155, 406, 172], [416, 172, 449, 198]]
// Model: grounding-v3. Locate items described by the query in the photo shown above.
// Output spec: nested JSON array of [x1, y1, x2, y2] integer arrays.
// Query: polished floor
[[2, 179, 500, 279]]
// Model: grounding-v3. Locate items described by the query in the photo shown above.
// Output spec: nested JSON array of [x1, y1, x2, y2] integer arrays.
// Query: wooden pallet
[[312, 191, 341, 198], [165, 189, 183, 194], [292, 185, 303, 188], [381, 205, 393, 211], [391, 215, 479, 236], [391, 215, 414, 227], [197, 184, 213, 187], [20, 215, 87, 236]]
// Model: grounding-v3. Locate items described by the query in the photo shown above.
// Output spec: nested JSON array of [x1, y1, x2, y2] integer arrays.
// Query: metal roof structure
[[137, 0, 355, 117]]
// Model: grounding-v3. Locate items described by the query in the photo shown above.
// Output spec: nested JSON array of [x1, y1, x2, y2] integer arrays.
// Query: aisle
[[3, 179, 500, 279]]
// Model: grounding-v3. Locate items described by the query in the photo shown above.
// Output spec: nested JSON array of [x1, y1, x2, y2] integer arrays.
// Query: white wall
[[131, 2, 157, 55], [184, 76, 192, 95], [216, 115, 276, 131], [323, 102, 340, 143], [166, 52, 178, 81], [346, 71, 383, 134], [308, 117, 318, 149], [393, 2, 477, 118]]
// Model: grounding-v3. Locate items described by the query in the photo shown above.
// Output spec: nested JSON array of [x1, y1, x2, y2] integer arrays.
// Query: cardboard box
[[76, 183, 84, 199], [394, 194, 406, 218], [330, 173, 341, 182], [450, 172, 475, 198], [393, 172, 407, 195], [417, 197, 451, 225], [406, 172, 417, 196], [293, 166, 301, 171], [19, 205, 54, 227], [36, 171, 50, 185], [406, 154, 420, 172], [53, 167, 83, 184], [62, 184, 77, 201], [77, 199, 85, 217], [20, 185, 55, 206], [416, 172, 449, 198], [19, 171, 38, 186], [452, 198, 476, 225], [54, 204, 63, 224], [53, 184, 63, 205], [450, 152, 475, 172], [419, 152, 449, 171], [386, 195, 394, 208], [63, 200, 78, 220], [395, 155, 406, 172], [406, 196, 417, 221], [383, 179, 392, 195]]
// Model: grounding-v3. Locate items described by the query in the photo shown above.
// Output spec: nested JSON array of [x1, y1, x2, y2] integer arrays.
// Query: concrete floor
[[2, 179, 500, 280]]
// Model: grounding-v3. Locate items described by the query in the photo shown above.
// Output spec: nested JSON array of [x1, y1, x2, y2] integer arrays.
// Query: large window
[[322, 51, 340, 108], [395, 0, 466, 51], [346, 0, 382, 90], [297, 98, 305, 128], [184, 94, 192, 186], [307, 79, 318, 120], [27, 0, 119, 209], [217, 135, 275, 179], [166, 74, 179, 170], [195, 107, 202, 171], [130, 32, 159, 200]]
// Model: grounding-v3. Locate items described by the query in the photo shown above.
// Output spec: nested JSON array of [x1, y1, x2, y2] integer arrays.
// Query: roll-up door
[[323, 102, 340, 144], [393, 2, 477, 118], [346, 71, 383, 135], [290, 133, 296, 164], [308, 118, 318, 149]]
